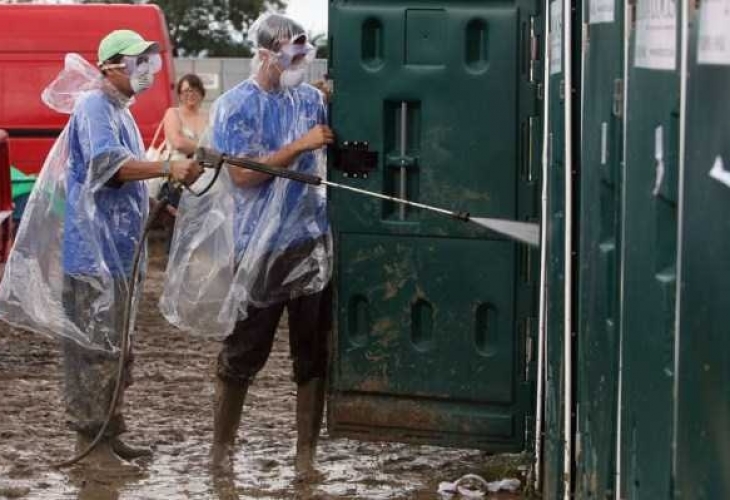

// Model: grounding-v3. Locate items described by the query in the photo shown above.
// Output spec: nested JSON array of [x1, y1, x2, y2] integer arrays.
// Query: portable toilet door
[[326, 0, 543, 453]]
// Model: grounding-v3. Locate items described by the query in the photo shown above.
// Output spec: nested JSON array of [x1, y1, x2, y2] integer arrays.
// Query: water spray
[[196, 148, 540, 247]]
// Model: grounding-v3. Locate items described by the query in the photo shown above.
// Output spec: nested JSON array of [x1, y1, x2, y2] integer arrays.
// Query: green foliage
[[85, 0, 287, 57]]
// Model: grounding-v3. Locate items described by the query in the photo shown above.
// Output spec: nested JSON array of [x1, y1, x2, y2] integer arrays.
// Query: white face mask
[[100, 55, 162, 92], [279, 66, 306, 89], [129, 61, 155, 94], [130, 71, 154, 94]]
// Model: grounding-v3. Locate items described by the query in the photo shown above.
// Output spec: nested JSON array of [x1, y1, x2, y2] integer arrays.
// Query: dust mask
[[130, 61, 154, 94], [131, 71, 154, 94], [101, 55, 161, 95], [270, 40, 314, 89], [279, 67, 306, 88]]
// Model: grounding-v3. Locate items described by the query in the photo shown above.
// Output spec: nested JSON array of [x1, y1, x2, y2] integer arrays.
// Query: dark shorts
[[61, 276, 132, 438], [217, 284, 332, 386]]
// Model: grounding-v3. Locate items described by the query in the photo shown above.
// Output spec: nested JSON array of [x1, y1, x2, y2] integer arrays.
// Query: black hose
[[54, 194, 175, 468], [184, 164, 222, 197]]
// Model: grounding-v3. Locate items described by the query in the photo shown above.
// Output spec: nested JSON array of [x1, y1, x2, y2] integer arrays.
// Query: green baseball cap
[[97, 29, 159, 65]]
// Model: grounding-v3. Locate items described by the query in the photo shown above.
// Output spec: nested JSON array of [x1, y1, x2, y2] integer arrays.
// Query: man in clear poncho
[[0, 30, 202, 467], [160, 13, 334, 474]]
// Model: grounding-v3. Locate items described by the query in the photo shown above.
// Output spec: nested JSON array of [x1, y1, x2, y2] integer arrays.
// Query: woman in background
[[164, 73, 208, 159], [159, 74, 208, 247]]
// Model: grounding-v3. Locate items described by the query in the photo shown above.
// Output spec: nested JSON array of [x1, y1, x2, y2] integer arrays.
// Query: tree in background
[[85, 0, 286, 57]]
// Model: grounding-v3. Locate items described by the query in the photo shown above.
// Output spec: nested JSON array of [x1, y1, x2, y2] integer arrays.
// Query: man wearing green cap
[[60, 29, 202, 466]]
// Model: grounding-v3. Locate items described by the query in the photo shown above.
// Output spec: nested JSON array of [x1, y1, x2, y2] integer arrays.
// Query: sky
[[285, 0, 328, 35]]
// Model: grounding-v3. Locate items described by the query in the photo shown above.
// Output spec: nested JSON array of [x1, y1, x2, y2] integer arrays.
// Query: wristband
[[162, 159, 171, 178]]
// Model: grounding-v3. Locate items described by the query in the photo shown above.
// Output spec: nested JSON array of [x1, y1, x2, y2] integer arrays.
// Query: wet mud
[[0, 238, 529, 499]]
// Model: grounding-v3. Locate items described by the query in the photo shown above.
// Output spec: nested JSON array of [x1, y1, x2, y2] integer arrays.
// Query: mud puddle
[[0, 238, 529, 499]]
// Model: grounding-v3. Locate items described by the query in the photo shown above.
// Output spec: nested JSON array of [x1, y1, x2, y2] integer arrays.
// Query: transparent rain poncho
[[160, 14, 331, 337], [0, 53, 149, 352]]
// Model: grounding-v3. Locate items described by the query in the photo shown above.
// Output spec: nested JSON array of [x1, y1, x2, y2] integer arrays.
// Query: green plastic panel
[[619, 2, 682, 498], [541, 0, 566, 495], [327, 0, 541, 451], [674, 10, 730, 500], [575, 0, 623, 497]]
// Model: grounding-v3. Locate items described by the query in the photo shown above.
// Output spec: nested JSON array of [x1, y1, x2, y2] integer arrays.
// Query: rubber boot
[[111, 438, 153, 460], [295, 377, 326, 477], [75, 433, 139, 471], [210, 377, 248, 472]]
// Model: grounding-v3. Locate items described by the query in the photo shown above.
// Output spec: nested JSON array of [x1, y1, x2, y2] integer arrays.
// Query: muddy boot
[[111, 438, 153, 460], [295, 378, 325, 478], [76, 433, 139, 471], [210, 377, 248, 473]]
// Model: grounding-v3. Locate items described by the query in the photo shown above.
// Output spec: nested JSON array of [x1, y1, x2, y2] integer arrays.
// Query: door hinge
[[522, 116, 538, 183], [613, 78, 624, 118], [525, 414, 534, 447], [525, 316, 535, 381], [548, 132, 554, 167], [529, 16, 539, 83]]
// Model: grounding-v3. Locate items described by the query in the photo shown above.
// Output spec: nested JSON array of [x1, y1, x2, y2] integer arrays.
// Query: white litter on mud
[[437, 473, 521, 498]]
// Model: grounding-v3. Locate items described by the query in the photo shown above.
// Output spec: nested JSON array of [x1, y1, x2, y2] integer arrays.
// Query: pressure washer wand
[[197, 148, 540, 247]]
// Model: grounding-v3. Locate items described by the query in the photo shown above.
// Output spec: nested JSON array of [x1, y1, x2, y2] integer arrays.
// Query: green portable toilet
[[618, 0, 682, 497], [327, 0, 542, 453], [675, 2, 730, 498], [575, 0, 623, 496], [542, 0, 567, 496]]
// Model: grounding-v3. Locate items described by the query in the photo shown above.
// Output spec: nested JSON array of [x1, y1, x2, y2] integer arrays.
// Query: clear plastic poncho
[[0, 53, 149, 353], [160, 15, 331, 337]]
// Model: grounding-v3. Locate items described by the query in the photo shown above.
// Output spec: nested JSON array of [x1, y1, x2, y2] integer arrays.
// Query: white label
[[652, 125, 665, 196], [698, 0, 730, 66], [550, 0, 563, 75], [589, 0, 615, 24], [654, 125, 664, 162], [635, 0, 677, 70], [709, 156, 730, 188], [601, 122, 608, 165]]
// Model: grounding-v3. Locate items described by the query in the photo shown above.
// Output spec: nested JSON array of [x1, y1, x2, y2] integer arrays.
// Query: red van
[[0, 4, 175, 176]]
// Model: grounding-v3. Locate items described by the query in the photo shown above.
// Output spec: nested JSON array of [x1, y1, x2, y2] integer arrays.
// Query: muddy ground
[[0, 237, 529, 499]]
